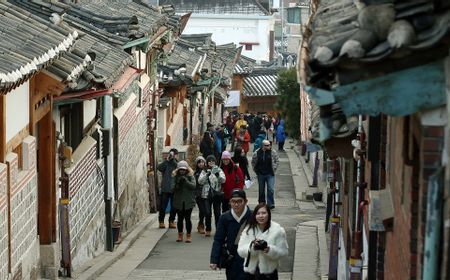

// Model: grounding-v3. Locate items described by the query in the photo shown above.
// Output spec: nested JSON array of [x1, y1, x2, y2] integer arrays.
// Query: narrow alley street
[[78, 143, 326, 280]]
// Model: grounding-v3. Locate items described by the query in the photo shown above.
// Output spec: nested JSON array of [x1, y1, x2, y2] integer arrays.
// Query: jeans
[[196, 196, 206, 226], [278, 141, 285, 151], [212, 195, 222, 229], [222, 197, 230, 213], [257, 174, 275, 207], [159, 192, 176, 223], [176, 203, 193, 234], [197, 197, 213, 231]]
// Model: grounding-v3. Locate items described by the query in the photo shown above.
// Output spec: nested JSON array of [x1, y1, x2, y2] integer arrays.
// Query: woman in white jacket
[[198, 155, 226, 235], [237, 203, 288, 279]]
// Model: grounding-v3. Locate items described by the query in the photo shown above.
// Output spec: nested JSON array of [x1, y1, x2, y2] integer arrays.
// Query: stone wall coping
[[65, 136, 96, 175], [114, 93, 137, 120]]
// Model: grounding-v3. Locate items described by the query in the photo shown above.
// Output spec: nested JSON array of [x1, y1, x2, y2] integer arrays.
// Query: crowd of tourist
[[156, 111, 288, 279]]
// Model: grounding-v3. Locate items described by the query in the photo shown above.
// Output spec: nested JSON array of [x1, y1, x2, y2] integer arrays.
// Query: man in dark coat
[[157, 148, 178, 229], [210, 189, 251, 280]]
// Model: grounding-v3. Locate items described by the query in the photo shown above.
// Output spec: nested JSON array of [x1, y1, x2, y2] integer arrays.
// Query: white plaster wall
[[6, 81, 29, 142], [182, 15, 274, 61], [83, 100, 97, 130]]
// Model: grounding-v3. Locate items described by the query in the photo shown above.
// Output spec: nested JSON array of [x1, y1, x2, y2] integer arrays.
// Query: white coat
[[237, 221, 288, 274]]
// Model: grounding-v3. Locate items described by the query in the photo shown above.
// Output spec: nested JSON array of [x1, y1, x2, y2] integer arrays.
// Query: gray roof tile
[[0, 2, 82, 92]]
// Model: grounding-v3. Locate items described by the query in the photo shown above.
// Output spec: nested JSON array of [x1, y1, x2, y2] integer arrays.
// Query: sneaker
[[205, 231, 211, 237], [169, 222, 176, 229], [158, 222, 165, 229], [270, 205, 275, 210]]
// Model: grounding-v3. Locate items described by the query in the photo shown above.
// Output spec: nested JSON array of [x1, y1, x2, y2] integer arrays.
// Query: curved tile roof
[[159, 0, 270, 15], [303, 0, 450, 85], [243, 68, 279, 97], [0, 2, 81, 92]]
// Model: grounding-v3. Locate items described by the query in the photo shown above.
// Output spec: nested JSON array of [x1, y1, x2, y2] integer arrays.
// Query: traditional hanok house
[[299, 1, 450, 279], [157, 37, 207, 148], [12, 0, 185, 275], [240, 67, 280, 115], [173, 34, 242, 134], [0, 3, 89, 279]]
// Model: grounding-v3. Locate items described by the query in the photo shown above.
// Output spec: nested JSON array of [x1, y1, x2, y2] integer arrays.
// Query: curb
[[75, 213, 160, 280], [294, 221, 329, 280]]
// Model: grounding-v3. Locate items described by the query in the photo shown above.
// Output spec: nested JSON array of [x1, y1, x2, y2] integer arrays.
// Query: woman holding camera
[[171, 161, 196, 243], [237, 203, 288, 279]]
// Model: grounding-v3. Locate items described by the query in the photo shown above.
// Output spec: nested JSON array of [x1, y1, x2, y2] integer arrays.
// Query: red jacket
[[236, 131, 251, 154], [220, 161, 244, 199]]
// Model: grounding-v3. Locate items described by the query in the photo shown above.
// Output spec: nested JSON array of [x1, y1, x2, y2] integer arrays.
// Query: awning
[[54, 66, 142, 104], [225, 90, 240, 107], [305, 60, 446, 117]]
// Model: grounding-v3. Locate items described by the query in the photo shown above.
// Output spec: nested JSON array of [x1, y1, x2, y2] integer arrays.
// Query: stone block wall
[[0, 163, 8, 280], [116, 94, 150, 233], [66, 136, 105, 269], [6, 135, 39, 279]]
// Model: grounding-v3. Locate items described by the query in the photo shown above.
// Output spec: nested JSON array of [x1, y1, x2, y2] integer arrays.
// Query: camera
[[253, 239, 268, 250], [168, 151, 174, 160]]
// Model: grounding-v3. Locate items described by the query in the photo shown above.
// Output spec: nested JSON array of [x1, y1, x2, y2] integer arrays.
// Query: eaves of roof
[[0, 2, 81, 94], [243, 72, 278, 97], [303, 0, 450, 87]]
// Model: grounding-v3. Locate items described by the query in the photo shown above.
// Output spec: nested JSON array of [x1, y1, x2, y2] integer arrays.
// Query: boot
[[185, 234, 192, 243], [205, 231, 211, 237], [197, 224, 205, 234], [159, 222, 165, 229], [169, 222, 177, 229], [176, 233, 183, 242]]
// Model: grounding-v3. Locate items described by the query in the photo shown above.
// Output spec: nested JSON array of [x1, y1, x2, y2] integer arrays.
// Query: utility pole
[[281, 0, 285, 53]]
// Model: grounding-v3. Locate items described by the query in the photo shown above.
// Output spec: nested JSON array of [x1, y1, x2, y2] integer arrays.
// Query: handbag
[[218, 244, 234, 269]]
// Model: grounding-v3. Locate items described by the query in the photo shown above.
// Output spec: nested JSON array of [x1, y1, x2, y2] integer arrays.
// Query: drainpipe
[[189, 92, 194, 145], [57, 134, 72, 277], [350, 115, 366, 280], [102, 95, 114, 251], [423, 169, 444, 280]]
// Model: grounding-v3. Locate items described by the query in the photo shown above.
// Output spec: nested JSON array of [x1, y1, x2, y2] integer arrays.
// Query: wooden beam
[[38, 111, 54, 244], [0, 95, 5, 163]]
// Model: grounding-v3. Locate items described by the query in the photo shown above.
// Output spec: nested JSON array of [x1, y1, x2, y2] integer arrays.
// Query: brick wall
[[6, 135, 39, 279], [384, 117, 415, 280], [0, 163, 8, 280], [115, 94, 150, 233], [66, 136, 105, 269]]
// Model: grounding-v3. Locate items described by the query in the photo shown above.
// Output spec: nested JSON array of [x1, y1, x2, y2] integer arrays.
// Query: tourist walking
[[235, 125, 251, 155], [194, 156, 206, 234], [251, 140, 279, 209], [198, 155, 226, 233], [237, 203, 288, 280], [171, 161, 196, 243], [200, 131, 215, 158], [275, 120, 287, 152], [220, 151, 245, 212], [232, 146, 251, 181], [210, 189, 252, 280], [157, 148, 178, 229]]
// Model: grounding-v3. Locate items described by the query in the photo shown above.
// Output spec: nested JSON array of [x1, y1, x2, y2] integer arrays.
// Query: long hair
[[246, 203, 271, 234]]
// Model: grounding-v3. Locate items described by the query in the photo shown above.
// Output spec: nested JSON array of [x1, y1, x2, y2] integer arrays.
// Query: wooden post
[[0, 95, 5, 163]]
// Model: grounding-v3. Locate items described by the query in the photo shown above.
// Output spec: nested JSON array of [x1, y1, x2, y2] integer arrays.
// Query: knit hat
[[231, 189, 247, 200], [195, 156, 206, 164], [206, 155, 217, 164], [177, 160, 189, 170], [221, 151, 232, 160]]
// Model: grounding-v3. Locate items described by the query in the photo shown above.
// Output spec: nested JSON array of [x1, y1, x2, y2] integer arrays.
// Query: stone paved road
[[96, 145, 325, 280]]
